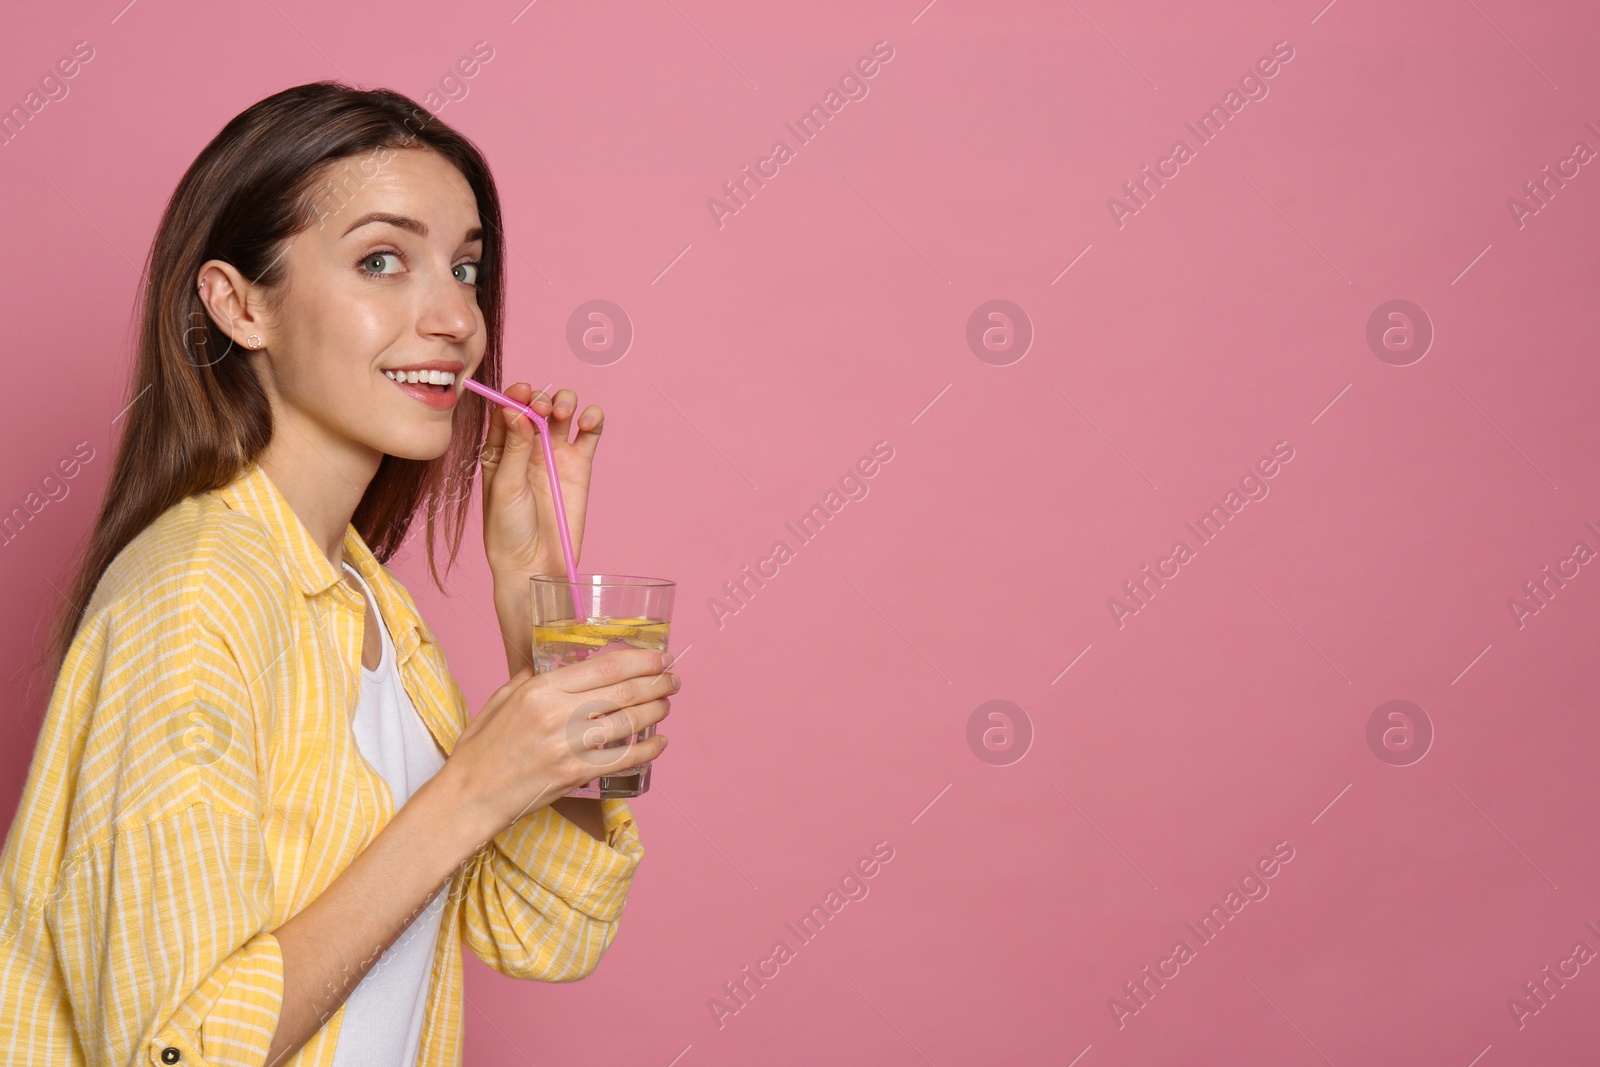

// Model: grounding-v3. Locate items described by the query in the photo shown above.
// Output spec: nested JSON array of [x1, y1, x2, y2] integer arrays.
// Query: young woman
[[0, 82, 675, 1066]]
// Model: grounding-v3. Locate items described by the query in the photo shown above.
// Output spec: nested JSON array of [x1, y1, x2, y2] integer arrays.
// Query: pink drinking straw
[[460, 378, 584, 613]]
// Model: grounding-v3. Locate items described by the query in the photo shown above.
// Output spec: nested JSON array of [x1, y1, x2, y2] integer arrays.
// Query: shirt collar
[[216, 461, 430, 663]]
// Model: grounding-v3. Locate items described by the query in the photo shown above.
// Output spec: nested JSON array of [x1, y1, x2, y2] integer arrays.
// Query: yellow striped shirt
[[0, 460, 643, 1065]]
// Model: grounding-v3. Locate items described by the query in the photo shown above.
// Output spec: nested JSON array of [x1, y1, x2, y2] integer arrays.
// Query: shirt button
[[160, 1049, 181, 1064]]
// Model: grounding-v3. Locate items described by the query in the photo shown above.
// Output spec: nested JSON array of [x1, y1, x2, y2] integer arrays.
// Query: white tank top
[[332, 562, 449, 1067]]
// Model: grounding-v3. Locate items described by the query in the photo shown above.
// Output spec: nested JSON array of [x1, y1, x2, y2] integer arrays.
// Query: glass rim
[[529, 572, 675, 589]]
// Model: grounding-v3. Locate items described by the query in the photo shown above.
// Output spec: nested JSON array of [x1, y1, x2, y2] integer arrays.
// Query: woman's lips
[[384, 372, 459, 410]]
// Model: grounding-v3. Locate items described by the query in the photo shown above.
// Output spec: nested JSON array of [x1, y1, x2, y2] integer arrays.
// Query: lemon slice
[[621, 629, 669, 649], [534, 626, 610, 648], [571, 621, 636, 640], [536, 617, 670, 651]]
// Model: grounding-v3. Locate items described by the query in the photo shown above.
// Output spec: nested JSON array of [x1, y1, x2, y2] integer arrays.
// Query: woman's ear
[[196, 259, 272, 352]]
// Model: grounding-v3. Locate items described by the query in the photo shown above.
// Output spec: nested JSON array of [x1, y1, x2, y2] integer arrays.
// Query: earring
[[246, 334, 262, 349]]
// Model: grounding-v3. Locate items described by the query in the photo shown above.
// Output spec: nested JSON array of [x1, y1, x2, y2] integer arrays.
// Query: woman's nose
[[418, 267, 478, 340]]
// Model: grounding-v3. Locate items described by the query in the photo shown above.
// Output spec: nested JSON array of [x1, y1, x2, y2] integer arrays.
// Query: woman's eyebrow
[[341, 211, 484, 242]]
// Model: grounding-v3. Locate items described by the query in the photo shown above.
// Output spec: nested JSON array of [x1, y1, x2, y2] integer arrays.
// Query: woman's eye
[[454, 261, 480, 285], [360, 251, 404, 276]]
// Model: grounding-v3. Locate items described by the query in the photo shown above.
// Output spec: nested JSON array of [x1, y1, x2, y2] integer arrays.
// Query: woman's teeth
[[383, 369, 456, 387]]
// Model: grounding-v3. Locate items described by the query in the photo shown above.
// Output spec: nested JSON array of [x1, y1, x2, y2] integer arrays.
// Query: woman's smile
[[380, 359, 465, 410]]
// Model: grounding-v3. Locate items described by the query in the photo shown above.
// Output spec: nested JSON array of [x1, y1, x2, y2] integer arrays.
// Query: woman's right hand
[[443, 647, 677, 841]]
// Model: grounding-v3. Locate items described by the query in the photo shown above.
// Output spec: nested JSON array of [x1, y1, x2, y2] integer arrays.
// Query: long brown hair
[[37, 80, 505, 690]]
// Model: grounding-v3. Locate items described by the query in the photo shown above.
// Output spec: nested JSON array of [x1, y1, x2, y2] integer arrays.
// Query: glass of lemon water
[[532, 574, 676, 798]]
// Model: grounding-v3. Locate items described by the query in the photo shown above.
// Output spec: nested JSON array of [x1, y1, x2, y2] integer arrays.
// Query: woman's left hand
[[480, 383, 604, 584]]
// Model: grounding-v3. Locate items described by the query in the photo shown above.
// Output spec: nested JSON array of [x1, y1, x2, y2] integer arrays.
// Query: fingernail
[[667, 673, 681, 690], [660, 651, 674, 669]]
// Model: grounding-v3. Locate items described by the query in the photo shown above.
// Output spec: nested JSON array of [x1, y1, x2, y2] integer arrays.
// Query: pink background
[[4, 0, 1600, 1063]]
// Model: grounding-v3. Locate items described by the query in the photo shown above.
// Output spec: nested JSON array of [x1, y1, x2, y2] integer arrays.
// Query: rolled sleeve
[[50, 805, 285, 1067], [147, 933, 284, 1067], [505, 798, 642, 921], [455, 798, 644, 982], [601, 797, 639, 852]]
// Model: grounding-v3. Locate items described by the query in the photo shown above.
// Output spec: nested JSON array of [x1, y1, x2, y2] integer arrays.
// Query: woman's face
[[250, 146, 487, 464]]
